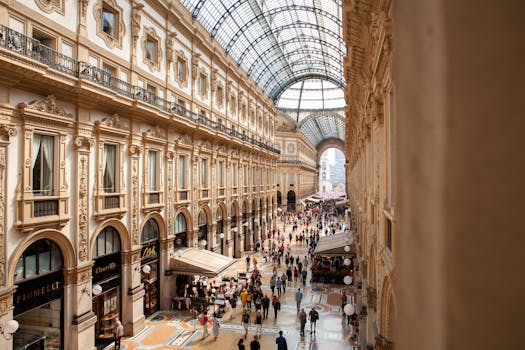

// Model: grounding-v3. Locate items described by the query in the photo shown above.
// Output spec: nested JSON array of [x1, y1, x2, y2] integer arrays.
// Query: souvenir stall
[[311, 231, 357, 284]]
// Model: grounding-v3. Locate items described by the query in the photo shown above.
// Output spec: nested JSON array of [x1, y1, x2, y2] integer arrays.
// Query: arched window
[[14, 239, 63, 282], [174, 213, 187, 249], [94, 226, 121, 258], [198, 209, 208, 248], [141, 218, 159, 244]]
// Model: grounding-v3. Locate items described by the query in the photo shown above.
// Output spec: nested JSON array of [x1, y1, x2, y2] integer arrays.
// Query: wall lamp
[[0, 320, 19, 340]]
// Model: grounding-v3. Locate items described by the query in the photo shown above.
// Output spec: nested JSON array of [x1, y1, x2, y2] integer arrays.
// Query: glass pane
[[25, 254, 37, 277], [178, 156, 185, 188], [102, 9, 116, 37], [148, 151, 157, 191], [39, 250, 51, 273], [146, 39, 155, 61], [51, 243, 63, 270], [15, 257, 24, 281], [103, 144, 116, 192], [97, 233, 105, 257], [105, 232, 114, 253]]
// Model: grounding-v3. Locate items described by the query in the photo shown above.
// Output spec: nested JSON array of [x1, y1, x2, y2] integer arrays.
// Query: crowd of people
[[183, 200, 356, 349]]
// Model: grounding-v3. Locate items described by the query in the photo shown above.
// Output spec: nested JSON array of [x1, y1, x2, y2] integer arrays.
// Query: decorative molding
[[78, 154, 89, 262], [93, 0, 126, 49], [96, 114, 129, 130], [142, 26, 162, 72], [79, 0, 89, 24], [142, 126, 161, 138], [191, 52, 201, 82], [131, 158, 139, 245], [129, 144, 142, 156], [0, 147, 6, 285], [0, 287, 14, 316], [35, 0, 65, 15], [0, 124, 17, 139], [166, 31, 177, 64], [25, 95, 72, 118], [73, 136, 95, 149], [131, 1, 144, 52]]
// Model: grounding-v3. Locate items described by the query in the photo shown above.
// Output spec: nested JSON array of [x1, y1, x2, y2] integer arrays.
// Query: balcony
[[33, 199, 58, 217], [0, 24, 280, 155]]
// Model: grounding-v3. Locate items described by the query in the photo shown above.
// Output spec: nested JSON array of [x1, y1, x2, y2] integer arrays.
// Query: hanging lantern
[[344, 258, 352, 266], [344, 245, 351, 252]]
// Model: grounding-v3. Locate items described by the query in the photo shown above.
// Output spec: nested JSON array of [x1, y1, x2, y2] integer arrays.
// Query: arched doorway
[[231, 202, 238, 257], [287, 190, 296, 212], [92, 226, 122, 349], [13, 239, 64, 349], [198, 209, 208, 249], [173, 213, 188, 249], [216, 206, 224, 255], [141, 219, 160, 316], [277, 191, 282, 206]]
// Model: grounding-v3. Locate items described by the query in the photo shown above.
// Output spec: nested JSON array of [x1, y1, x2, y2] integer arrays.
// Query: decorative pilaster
[[0, 145, 6, 285], [74, 136, 94, 262], [129, 145, 142, 246]]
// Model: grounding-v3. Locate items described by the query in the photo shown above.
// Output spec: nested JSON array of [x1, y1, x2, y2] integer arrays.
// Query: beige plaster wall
[[394, 1, 525, 349]]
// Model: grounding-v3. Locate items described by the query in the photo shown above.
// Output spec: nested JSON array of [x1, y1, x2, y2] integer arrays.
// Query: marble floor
[[114, 223, 356, 350]]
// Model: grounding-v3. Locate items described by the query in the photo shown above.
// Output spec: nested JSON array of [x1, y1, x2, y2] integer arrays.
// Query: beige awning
[[313, 233, 355, 256], [335, 199, 350, 207], [170, 248, 238, 277]]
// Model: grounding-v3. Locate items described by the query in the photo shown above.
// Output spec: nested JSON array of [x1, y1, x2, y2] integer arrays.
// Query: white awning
[[305, 197, 321, 203], [300, 200, 306, 206], [335, 200, 350, 207], [170, 248, 237, 277], [313, 233, 355, 256]]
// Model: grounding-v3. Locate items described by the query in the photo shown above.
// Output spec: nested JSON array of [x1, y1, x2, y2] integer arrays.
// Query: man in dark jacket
[[262, 294, 270, 319], [250, 335, 261, 350], [275, 330, 288, 350]]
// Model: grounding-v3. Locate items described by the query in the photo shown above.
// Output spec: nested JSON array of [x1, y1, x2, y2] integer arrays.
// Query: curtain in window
[[41, 135, 54, 194], [178, 156, 185, 188], [201, 159, 207, 188], [104, 145, 116, 192], [32, 134, 42, 168], [148, 151, 157, 191]]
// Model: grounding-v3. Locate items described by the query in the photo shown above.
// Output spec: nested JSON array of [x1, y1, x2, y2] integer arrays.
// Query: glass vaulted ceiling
[[181, 0, 346, 147], [181, 0, 346, 101]]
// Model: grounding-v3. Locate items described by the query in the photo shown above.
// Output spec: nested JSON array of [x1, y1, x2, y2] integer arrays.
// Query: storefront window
[[13, 239, 63, 350], [141, 219, 160, 316], [93, 226, 121, 349]]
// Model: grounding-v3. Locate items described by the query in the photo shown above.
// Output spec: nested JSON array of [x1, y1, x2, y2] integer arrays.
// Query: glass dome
[[276, 79, 345, 110]]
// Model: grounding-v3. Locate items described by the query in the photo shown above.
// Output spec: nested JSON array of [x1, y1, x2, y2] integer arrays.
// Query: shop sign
[[14, 270, 62, 315], [93, 253, 121, 283], [141, 242, 158, 262]]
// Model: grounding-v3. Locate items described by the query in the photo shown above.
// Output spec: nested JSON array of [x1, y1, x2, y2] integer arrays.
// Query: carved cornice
[[0, 124, 17, 139]]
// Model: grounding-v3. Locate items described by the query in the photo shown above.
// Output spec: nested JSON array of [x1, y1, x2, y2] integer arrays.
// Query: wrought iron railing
[[104, 195, 120, 209], [33, 199, 59, 217], [0, 24, 280, 154], [148, 193, 160, 204]]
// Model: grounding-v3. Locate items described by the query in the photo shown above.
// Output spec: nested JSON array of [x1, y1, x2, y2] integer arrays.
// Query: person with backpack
[[242, 309, 251, 339], [309, 307, 319, 334], [272, 295, 281, 320]]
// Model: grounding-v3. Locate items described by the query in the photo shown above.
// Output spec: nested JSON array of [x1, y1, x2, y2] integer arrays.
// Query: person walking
[[270, 275, 276, 295], [262, 294, 270, 319], [190, 306, 199, 330], [255, 310, 263, 337], [272, 295, 281, 321], [246, 290, 253, 310], [240, 289, 248, 309], [298, 308, 307, 337], [281, 273, 287, 293], [309, 307, 319, 334], [295, 288, 303, 312], [200, 312, 209, 339], [276, 277, 283, 297], [113, 319, 124, 350], [250, 335, 261, 350], [275, 330, 288, 350], [230, 296, 238, 320], [238, 338, 246, 350], [212, 316, 220, 340], [301, 268, 307, 286], [242, 308, 251, 339]]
